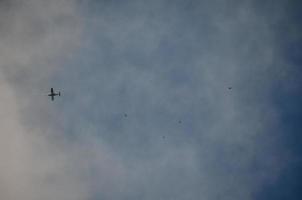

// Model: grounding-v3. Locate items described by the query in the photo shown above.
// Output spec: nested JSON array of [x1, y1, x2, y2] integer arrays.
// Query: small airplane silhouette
[[48, 88, 60, 101]]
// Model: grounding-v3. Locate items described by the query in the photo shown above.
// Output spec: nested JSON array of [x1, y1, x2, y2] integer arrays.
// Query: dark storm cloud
[[1, 0, 299, 200]]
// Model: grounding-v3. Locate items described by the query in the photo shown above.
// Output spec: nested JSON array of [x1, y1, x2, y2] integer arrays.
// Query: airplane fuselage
[[48, 93, 59, 97]]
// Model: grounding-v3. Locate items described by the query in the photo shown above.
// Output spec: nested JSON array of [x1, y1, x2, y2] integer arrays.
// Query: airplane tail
[[59, 92, 61, 96]]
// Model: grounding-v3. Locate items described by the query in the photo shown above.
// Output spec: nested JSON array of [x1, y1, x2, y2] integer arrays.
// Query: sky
[[0, 0, 301, 200]]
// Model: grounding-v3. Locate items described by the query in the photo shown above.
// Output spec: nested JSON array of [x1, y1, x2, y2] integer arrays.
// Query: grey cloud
[[0, 0, 293, 200], [0, 0, 88, 200]]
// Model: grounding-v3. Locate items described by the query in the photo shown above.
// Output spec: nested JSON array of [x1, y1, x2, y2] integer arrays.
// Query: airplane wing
[[51, 88, 54, 94]]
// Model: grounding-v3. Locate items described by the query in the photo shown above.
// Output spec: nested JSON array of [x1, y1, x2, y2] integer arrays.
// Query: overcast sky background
[[0, 0, 301, 200]]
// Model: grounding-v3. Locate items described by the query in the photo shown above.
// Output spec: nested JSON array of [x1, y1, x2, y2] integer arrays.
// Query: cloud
[[0, 0, 88, 199], [0, 0, 294, 200]]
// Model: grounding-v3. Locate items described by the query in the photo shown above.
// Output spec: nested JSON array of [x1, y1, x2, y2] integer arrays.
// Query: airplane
[[48, 88, 61, 101]]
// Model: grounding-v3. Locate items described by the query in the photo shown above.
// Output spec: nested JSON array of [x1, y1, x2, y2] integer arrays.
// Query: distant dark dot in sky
[[178, 120, 182, 124], [228, 87, 232, 90], [162, 136, 166, 139], [124, 114, 127, 117]]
